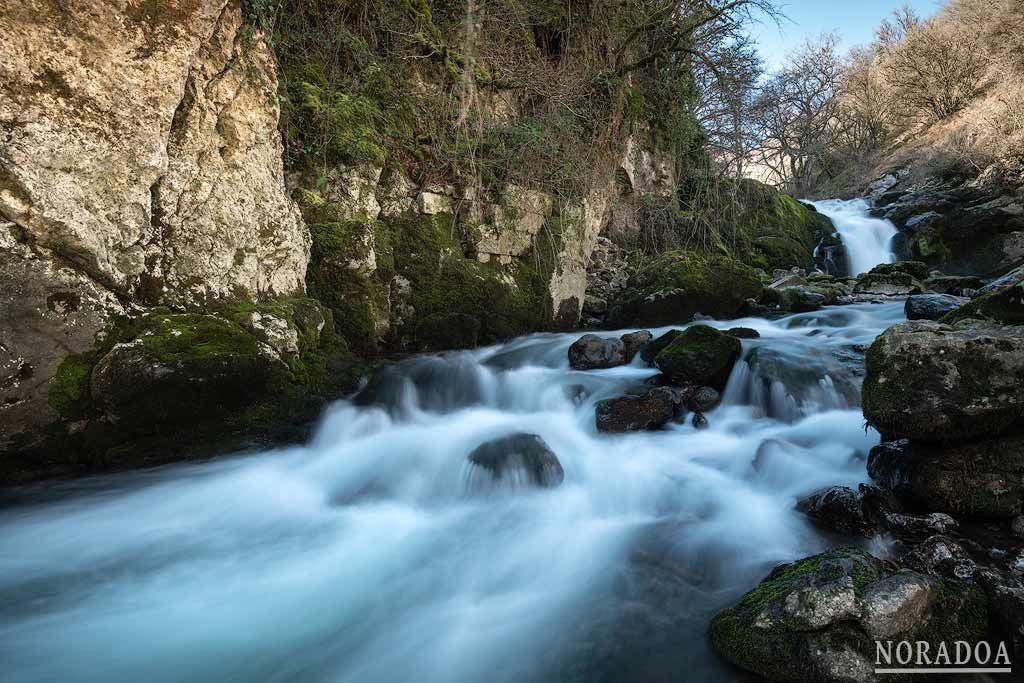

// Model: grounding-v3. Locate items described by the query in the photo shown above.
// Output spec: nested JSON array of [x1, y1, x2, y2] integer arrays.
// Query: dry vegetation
[[748, 0, 1024, 195]]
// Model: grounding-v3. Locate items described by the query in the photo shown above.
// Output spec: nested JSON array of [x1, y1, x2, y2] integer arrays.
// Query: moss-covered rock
[[853, 271, 923, 296], [47, 354, 96, 420], [862, 320, 1024, 442], [628, 252, 763, 326], [710, 548, 988, 682], [942, 263, 1024, 325], [654, 325, 740, 389], [870, 261, 930, 280]]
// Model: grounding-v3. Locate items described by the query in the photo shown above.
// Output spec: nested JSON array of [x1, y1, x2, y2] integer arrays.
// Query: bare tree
[[749, 35, 844, 193]]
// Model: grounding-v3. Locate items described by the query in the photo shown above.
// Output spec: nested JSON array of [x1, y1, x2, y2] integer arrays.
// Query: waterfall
[[810, 198, 898, 276]]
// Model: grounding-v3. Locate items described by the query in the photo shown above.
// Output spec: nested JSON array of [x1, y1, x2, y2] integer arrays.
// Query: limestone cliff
[[0, 0, 307, 461]]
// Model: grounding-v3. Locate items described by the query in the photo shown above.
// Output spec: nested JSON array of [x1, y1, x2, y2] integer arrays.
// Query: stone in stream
[[654, 325, 740, 390], [595, 387, 685, 433], [922, 274, 985, 296], [853, 270, 923, 296], [796, 486, 877, 536], [620, 330, 653, 362], [780, 287, 825, 312], [568, 334, 626, 370], [467, 433, 564, 488], [862, 320, 1024, 443], [708, 548, 987, 683], [902, 535, 976, 581], [688, 386, 720, 413], [639, 329, 682, 364], [724, 326, 760, 339], [904, 293, 965, 320], [690, 412, 708, 430]]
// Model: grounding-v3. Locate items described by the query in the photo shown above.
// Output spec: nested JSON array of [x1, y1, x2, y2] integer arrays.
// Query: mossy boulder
[[853, 271, 923, 297], [868, 438, 1024, 519], [942, 264, 1024, 325], [862, 320, 1024, 442], [870, 261, 930, 280], [654, 325, 740, 389], [710, 548, 988, 682], [90, 313, 292, 428], [629, 252, 763, 326], [640, 329, 683, 363]]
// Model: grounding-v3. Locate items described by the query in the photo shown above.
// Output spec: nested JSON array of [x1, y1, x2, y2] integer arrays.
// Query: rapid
[[0, 301, 906, 683]]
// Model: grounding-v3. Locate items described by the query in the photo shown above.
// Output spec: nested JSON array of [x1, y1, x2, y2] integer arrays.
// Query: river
[[0, 200, 902, 683]]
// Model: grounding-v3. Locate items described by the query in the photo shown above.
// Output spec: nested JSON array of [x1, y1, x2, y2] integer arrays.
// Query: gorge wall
[[0, 0, 831, 483]]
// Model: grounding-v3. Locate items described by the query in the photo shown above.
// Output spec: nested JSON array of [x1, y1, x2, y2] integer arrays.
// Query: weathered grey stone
[[568, 334, 627, 370]]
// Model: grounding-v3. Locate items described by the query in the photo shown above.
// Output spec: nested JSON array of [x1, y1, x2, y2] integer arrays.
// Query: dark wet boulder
[[796, 486, 876, 536], [639, 329, 682, 364], [904, 293, 965, 320], [867, 437, 1024, 519], [780, 287, 826, 312], [689, 386, 720, 413], [903, 535, 976, 581], [975, 567, 1024, 662], [568, 334, 626, 370], [862, 320, 1024, 442], [467, 433, 564, 488], [724, 327, 760, 339], [654, 325, 741, 390], [691, 412, 708, 429], [620, 330, 653, 361], [942, 263, 1024, 325], [709, 548, 987, 683], [595, 387, 684, 433]]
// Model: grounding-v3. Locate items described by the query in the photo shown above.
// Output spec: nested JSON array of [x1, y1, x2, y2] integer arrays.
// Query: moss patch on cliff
[[47, 354, 95, 420]]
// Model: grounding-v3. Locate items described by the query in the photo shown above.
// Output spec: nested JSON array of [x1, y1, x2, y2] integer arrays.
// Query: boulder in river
[[942, 263, 1024, 325], [796, 485, 877, 536], [862, 320, 1024, 442], [568, 334, 626, 370], [904, 293, 965, 320], [595, 387, 684, 433], [870, 261, 930, 280], [853, 271, 922, 297], [689, 386, 721, 413], [868, 437, 1024, 519], [709, 548, 987, 682], [724, 327, 760, 339], [467, 433, 564, 488], [639, 329, 682, 364], [654, 325, 740, 390], [780, 287, 825, 312], [620, 330, 653, 362]]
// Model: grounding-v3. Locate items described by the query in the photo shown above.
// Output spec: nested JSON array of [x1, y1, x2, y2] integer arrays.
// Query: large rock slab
[[709, 548, 987, 683], [862, 320, 1024, 442], [595, 387, 684, 433], [904, 293, 965, 320]]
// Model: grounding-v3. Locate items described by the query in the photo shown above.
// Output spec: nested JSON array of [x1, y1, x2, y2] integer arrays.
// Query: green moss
[[47, 354, 95, 419], [654, 325, 741, 388]]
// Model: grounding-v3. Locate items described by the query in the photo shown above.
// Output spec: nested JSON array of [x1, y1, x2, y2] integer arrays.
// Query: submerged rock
[[709, 548, 987, 683], [467, 433, 564, 488], [862, 320, 1024, 442], [595, 387, 684, 433], [568, 334, 627, 370], [691, 412, 709, 429], [724, 326, 760, 339], [654, 325, 740, 390], [904, 293, 965, 320]]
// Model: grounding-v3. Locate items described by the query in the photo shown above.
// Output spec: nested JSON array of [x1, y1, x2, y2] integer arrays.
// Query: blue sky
[[749, 0, 944, 69]]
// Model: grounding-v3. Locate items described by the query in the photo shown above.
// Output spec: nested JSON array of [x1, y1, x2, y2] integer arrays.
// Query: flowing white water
[[0, 303, 906, 683], [811, 199, 898, 276]]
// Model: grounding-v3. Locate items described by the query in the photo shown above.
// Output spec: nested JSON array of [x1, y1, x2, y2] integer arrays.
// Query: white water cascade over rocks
[[812, 199, 899, 276], [0, 303, 906, 683]]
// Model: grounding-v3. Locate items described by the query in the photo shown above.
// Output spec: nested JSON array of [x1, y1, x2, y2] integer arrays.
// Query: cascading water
[[811, 199, 898, 276], [0, 303, 906, 683]]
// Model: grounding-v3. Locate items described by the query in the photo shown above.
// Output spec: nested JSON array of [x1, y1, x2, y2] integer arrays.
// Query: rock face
[[863, 320, 1024, 442], [466, 433, 564, 488], [710, 548, 987, 683], [0, 0, 308, 305], [0, 0, 309, 463], [595, 387, 683, 433], [654, 325, 741, 390]]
